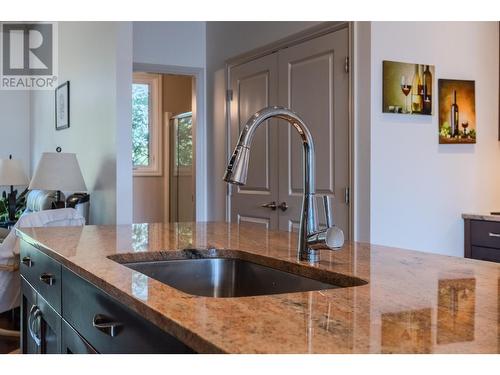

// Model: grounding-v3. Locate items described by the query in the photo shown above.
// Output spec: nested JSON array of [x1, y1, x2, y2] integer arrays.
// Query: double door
[[228, 28, 350, 235]]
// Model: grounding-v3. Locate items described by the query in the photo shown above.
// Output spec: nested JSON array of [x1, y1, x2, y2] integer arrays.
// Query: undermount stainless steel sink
[[118, 254, 367, 298]]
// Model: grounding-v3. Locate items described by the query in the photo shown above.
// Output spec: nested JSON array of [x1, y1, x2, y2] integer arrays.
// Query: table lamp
[[0, 155, 29, 220], [29, 152, 87, 209]]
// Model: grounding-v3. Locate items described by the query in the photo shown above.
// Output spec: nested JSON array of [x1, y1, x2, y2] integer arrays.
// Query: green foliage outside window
[[132, 83, 150, 167]]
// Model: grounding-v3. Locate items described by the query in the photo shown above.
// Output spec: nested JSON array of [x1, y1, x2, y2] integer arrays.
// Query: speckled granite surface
[[16, 222, 500, 353], [462, 213, 500, 222]]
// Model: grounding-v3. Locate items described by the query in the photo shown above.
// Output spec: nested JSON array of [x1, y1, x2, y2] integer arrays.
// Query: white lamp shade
[[0, 158, 29, 186], [29, 152, 87, 192]]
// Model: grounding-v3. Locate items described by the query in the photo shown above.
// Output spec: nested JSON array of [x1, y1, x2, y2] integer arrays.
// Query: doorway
[[131, 71, 197, 223]]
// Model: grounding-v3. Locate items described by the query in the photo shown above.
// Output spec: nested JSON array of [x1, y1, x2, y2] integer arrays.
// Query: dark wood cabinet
[[61, 320, 97, 354], [20, 241, 62, 313], [21, 278, 61, 354], [19, 241, 194, 354], [464, 217, 500, 263], [21, 279, 39, 354]]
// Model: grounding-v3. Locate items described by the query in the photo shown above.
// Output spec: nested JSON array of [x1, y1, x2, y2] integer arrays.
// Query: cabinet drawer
[[61, 319, 98, 354], [470, 220, 500, 249], [471, 246, 500, 263], [20, 241, 62, 313], [61, 267, 194, 354]]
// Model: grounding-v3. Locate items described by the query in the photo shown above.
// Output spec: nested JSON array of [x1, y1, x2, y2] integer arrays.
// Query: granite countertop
[[462, 213, 500, 222], [16, 222, 500, 354]]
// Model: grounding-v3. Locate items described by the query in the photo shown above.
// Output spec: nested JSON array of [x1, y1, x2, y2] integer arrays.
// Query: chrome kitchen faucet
[[223, 106, 344, 262]]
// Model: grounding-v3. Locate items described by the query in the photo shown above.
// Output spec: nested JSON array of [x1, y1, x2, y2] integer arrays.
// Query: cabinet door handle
[[28, 305, 42, 347], [93, 314, 123, 337], [22, 256, 33, 267], [39, 273, 55, 286], [488, 232, 500, 238]]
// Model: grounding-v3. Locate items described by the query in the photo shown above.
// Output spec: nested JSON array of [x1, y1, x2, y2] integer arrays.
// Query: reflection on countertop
[[16, 222, 500, 354]]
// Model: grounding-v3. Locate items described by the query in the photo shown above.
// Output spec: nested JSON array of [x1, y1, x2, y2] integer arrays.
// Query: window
[[172, 112, 193, 176], [132, 72, 162, 176]]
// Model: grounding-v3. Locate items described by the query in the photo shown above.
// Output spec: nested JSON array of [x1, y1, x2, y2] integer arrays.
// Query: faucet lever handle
[[307, 195, 345, 250], [323, 226, 345, 249], [307, 226, 345, 250]]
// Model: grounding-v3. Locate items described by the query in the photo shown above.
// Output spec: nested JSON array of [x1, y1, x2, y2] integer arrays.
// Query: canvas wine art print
[[438, 79, 476, 144], [383, 60, 434, 115]]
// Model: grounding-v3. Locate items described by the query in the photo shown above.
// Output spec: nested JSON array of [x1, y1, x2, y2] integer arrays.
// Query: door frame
[[133, 63, 207, 222], [225, 21, 355, 240]]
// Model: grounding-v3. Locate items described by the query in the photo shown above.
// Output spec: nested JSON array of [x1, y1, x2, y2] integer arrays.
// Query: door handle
[[39, 273, 55, 286], [22, 256, 33, 267], [278, 202, 288, 212], [93, 314, 123, 337], [261, 201, 277, 210], [28, 305, 42, 347], [488, 232, 500, 238]]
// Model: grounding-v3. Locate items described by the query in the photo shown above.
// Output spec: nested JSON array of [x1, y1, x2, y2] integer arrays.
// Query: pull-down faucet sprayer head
[[223, 108, 269, 186], [223, 145, 250, 185]]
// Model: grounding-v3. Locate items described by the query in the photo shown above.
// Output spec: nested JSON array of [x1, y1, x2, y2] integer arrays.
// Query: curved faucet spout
[[224, 106, 323, 261], [224, 106, 315, 195]]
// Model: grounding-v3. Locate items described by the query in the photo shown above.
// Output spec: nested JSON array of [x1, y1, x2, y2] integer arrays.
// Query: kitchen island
[[16, 222, 500, 354]]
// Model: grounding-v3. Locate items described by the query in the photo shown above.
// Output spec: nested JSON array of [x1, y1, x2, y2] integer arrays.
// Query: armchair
[[0, 207, 85, 339]]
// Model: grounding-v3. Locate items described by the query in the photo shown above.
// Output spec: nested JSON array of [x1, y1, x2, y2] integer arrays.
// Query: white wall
[[205, 21, 320, 221], [353, 22, 371, 242], [0, 91, 30, 181], [370, 22, 500, 256], [133, 22, 206, 68], [30, 21, 133, 225], [115, 22, 134, 225]]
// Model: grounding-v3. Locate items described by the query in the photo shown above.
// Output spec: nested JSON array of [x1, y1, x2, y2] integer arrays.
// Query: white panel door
[[228, 53, 279, 229], [277, 29, 350, 235]]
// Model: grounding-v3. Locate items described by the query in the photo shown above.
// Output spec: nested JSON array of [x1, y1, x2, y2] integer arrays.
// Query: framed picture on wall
[[382, 60, 434, 115], [438, 79, 476, 144], [55, 81, 70, 130]]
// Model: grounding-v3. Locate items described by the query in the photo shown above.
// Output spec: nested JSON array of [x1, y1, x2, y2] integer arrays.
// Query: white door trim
[[133, 63, 207, 222]]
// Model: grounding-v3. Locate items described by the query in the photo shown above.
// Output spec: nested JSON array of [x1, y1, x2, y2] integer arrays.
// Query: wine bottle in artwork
[[411, 64, 422, 113], [422, 65, 432, 114], [450, 90, 459, 137]]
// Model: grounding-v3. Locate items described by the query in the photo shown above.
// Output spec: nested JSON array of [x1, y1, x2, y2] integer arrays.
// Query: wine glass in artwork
[[400, 75, 412, 114], [462, 122, 469, 138]]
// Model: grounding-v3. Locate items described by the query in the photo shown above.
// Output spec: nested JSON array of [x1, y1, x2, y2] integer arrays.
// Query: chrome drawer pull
[[93, 314, 123, 337], [39, 273, 55, 286], [22, 256, 33, 267], [488, 232, 500, 238]]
